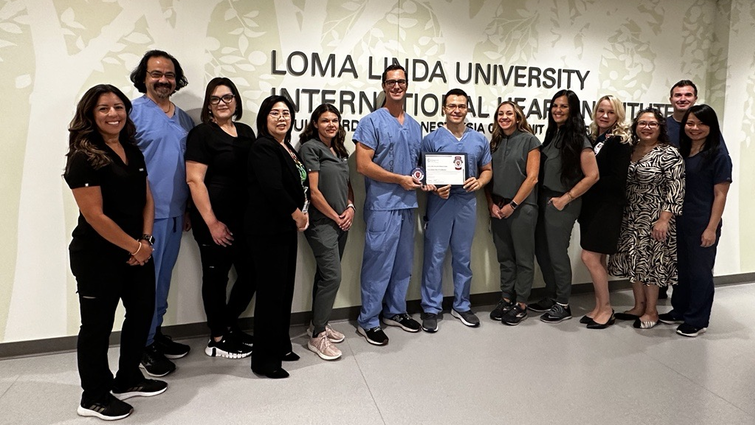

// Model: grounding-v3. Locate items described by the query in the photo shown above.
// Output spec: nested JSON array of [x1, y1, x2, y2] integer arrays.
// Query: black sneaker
[[382, 313, 421, 333], [112, 379, 168, 400], [676, 323, 707, 337], [540, 303, 572, 323], [205, 337, 252, 359], [502, 304, 528, 326], [141, 343, 176, 377], [489, 299, 514, 321], [421, 312, 439, 333], [451, 309, 480, 327], [528, 298, 555, 313], [357, 326, 389, 346], [77, 394, 133, 421], [659, 312, 684, 325], [154, 329, 190, 359], [228, 326, 254, 347]]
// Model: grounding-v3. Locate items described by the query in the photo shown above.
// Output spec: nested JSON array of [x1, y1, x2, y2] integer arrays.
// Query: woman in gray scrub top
[[485, 101, 540, 326], [298, 104, 354, 361], [530, 90, 598, 323]]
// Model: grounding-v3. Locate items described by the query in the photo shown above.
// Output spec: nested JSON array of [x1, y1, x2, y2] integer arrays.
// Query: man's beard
[[153, 83, 173, 99]]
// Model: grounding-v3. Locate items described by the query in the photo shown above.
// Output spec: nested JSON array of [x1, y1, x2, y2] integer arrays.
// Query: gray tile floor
[[1, 283, 754, 425]]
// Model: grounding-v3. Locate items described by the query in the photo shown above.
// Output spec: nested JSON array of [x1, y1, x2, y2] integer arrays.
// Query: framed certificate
[[423, 152, 468, 186]]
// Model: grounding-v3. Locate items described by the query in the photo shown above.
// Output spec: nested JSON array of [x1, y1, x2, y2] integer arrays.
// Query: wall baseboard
[[2, 273, 752, 359]]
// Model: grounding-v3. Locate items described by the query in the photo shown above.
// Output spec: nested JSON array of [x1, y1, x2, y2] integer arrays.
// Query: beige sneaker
[[307, 331, 342, 361], [307, 323, 345, 343]]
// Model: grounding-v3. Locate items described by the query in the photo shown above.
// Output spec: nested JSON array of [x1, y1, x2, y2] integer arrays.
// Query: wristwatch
[[140, 234, 155, 246], [509, 200, 519, 210]]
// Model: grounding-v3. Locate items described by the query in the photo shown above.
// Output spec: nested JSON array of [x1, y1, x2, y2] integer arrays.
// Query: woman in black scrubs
[[246, 95, 308, 378], [66, 84, 166, 420], [186, 77, 256, 359], [578, 95, 632, 329], [659, 105, 732, 337], [530, 90, 599, 322]]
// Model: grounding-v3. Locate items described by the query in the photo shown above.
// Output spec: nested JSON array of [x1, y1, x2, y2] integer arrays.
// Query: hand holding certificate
[[423, 153, 468, 186]]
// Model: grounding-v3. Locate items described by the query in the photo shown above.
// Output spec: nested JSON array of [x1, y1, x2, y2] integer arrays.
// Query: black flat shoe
[[579, 315, 593, 324], [586, 314, 616, 329], [615, 312, 640, 321], [282, 351, 300, 362], [252, 367, 289, 379]]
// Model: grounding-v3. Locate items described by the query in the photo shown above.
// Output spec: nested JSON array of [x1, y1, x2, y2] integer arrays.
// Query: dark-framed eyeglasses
[[210, 94, 235, 105]]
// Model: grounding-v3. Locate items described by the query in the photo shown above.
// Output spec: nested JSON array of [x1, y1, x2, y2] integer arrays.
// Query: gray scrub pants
[[535, 190, 581, 305], [491, 203, 538, 304], [304, 217, 348, 336]]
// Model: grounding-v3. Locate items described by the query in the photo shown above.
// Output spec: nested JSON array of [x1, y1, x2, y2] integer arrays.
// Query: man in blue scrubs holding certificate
[[419, 89, 492, 332], [354, 64, 425, 346]]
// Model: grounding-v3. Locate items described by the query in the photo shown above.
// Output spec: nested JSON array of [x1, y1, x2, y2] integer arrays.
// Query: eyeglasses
[[637, 121, 659, 128], [147, 71, 176, 80], [385, 79, 407, 87], [269, 110, 291, 119], [210, 94, 235, 105]]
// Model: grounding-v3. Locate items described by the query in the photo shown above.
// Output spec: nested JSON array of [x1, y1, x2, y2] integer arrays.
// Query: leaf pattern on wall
[[599, 21, 655, 100]]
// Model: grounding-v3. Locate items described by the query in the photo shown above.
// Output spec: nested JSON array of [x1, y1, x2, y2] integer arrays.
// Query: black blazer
[[245, 135, 308, 235], [588, 134, 632, 205]]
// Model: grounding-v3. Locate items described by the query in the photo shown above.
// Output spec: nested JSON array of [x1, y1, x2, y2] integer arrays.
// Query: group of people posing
[[64, 48, 732, 421]]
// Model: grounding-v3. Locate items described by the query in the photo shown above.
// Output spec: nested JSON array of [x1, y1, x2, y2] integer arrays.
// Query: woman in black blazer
[[246, 95, 309, 379]]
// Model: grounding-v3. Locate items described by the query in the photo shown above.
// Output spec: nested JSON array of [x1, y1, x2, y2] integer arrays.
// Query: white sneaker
[[307, 331, 342, 361]]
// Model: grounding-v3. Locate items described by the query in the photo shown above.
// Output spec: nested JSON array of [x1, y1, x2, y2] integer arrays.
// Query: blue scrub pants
[[358, 209, 415, 329], [670, 217, 720, 328], [146, 215, 184, 346], [420, 194, 476, 314]]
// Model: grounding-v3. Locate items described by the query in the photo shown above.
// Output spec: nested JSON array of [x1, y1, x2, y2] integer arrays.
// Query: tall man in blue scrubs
[[419, 89, 492, 333], [129, 50, 195, 376], [354, 64, 425, 346]]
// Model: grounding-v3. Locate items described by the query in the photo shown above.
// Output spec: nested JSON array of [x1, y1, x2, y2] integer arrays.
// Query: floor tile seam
[[344, 336, 388, 425], [666, 366, 755, 418], [0, 374, 20, 400]]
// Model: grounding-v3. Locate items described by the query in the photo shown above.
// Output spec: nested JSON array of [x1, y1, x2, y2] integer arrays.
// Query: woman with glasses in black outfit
[[186, 77, 256, 360], [246, 95, 308, 379]]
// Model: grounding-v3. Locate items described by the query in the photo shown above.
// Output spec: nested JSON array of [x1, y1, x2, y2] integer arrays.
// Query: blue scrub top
[[353, 108, 421, 211], [420, 126, 491, 198], [131, 96, 195, 219], [683, 146, 732, 221]]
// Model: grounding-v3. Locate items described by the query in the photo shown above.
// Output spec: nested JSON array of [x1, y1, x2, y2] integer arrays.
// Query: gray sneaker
[[421, 312, 439, 333], [451, 309, 480, 328], [540, 303, 572, 323]]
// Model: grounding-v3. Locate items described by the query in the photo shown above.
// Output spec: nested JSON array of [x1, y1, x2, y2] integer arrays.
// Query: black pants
[[197, 235, 256, 337], [249, 231, 297, 373], [71, 250, 155, 405]]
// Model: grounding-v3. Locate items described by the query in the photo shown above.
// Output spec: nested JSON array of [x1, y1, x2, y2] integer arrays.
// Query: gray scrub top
[[299, 139, 350, 222], [540, 130, 591, 193], [490, 130, 541, 206]]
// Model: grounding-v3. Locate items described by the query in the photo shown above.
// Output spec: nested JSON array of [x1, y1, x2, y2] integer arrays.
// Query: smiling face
[[636, 112, 661, 144], [444, 94, 468, 126], [382, 69, 408, 104], [267, 101, 291, 142], [315, 111, 339, 143], [209, 84, 236, 123], [551, 95, 569, 126], [496, 103, 517, 135], [595, 99, 618, 134], [684, 112, 710, 144], [144, 56, 176, 101], [670, 85, 697, 115], [94, 92, 127, 140]]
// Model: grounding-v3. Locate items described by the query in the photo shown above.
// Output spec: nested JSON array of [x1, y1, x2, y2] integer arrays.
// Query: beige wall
[[1, 0, 752, 343]]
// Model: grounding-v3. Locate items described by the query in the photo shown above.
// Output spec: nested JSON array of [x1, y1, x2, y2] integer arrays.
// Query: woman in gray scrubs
[[299, 104, 354, 361]]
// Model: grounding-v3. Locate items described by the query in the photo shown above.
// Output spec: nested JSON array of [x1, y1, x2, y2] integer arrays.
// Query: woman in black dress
[[186, 77, 256, 359], [578, 95, 632, 329], [65, 84, 166, 420], [246, 95, 308, 379]]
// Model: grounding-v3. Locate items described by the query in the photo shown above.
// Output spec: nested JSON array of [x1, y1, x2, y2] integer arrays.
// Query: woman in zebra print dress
[[608, 108, 685, 329]]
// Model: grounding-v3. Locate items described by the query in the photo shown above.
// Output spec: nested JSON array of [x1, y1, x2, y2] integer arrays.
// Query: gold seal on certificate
[[423, 153, 468, 186]]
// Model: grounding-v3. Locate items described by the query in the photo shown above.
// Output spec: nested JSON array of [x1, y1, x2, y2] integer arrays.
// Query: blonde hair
[[589, 95, 631, 144]]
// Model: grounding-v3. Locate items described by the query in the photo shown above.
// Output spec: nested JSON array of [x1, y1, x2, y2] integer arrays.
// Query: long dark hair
[[66, 84, 136, 171], [256, 95, 296, 144], [200, 77, 243, 124], [630, 108, 669, 145], [129, 49, 188, 94], [490, 101, 533, 152], [298, 104, 348, 158], [543, 90, 587, 186], [679, 104, 721, 164]]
